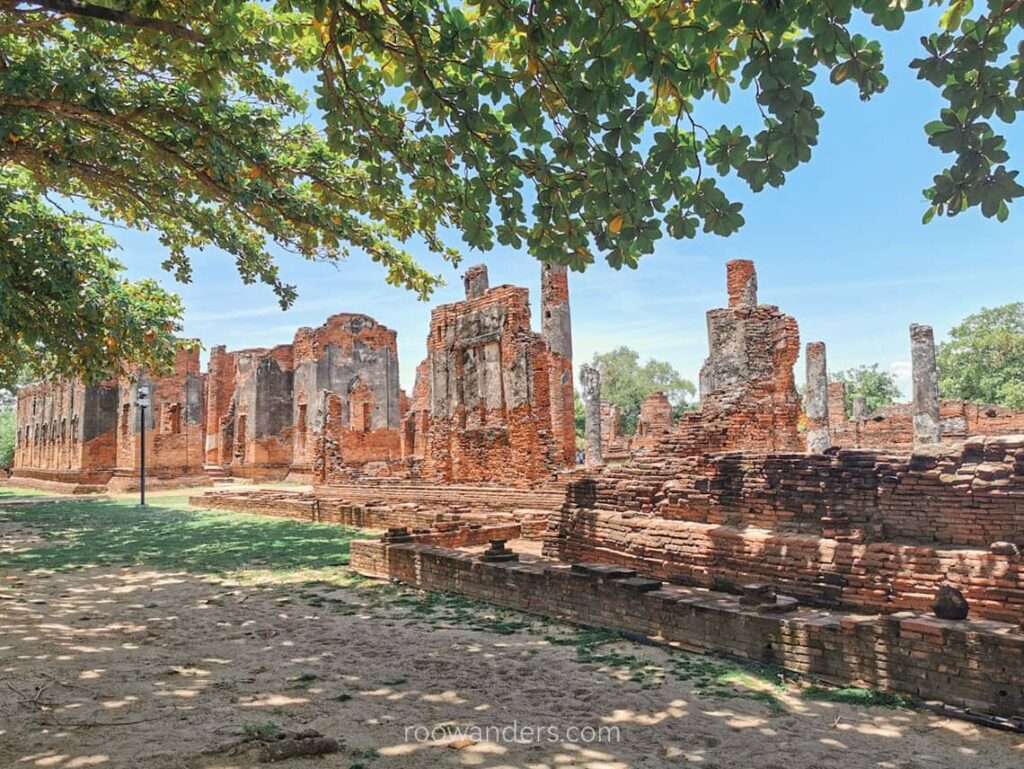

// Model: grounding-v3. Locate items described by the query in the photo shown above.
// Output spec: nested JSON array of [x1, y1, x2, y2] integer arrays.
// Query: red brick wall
[[115, 347, 205, 484], [420, 285, 560, 485], [544, 437, 1024, 622], [631, 392, 673, 450], [833, 399, 1024, 450], [352, 540, 1024, 717]]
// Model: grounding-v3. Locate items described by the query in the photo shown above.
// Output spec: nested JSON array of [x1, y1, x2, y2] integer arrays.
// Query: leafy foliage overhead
[[0, 170, 185, 388], [1, 0, 1022, 383], [829, 364, 902, 417], [2, 0, 1022, 290], [938, 303, 1024, 409], [585, 346, 695, 434]]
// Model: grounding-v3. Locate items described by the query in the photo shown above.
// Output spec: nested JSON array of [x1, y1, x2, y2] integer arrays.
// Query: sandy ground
[[1, 514, 1023, 769]]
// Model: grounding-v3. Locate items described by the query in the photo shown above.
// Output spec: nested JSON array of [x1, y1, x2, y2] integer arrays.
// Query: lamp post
[[137, 385, 150, 506]]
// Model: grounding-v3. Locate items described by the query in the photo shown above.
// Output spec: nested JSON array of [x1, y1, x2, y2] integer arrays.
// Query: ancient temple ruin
[[406, 264, 572, 485], [12, 254, 1024, 719], [11, 267, 574, 490], [13, 348, 206, 492]]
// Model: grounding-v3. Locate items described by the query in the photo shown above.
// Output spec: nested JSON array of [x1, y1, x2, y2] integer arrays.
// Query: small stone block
[[616, 577, 663, 592], [759, 595, 799, 613], [570, 563, 638, 579], [740, 582, 777, 605], [990, 541, 1020, 557]]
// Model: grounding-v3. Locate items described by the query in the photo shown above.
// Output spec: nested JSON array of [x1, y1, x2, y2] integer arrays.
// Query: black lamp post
[[137, 385, 150, 506]]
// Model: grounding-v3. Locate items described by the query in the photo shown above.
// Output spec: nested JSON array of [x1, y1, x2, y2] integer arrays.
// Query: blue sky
[[111, 8, 1023, 397]]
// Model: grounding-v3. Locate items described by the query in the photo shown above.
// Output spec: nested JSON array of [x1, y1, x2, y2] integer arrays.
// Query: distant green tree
[[830, 364, 902, 417], [585, 347, 695, 435], [0, 407, 14, 470], [938, 303, 1024, 409], [574, 390, 586, 443]]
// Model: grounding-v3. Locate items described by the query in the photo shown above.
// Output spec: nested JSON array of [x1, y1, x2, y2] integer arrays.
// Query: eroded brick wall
[[544, 437, 1024, 622], [293, 314, 402, 481], [110, 347, 206, 489], [12, 379, 118, 489], [419, 276, 560, 485], [833, 400, 1024, 450], [631, 392, 674, 450], [351, 540, 1024, 716]]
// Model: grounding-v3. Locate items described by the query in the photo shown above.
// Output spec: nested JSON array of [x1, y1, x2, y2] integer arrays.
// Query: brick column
[[462, 264, 489, 299], [541, 263, 575, 467], [805, 341, 831, 454], [911, 323, 941, 446], [726, 259, 758, 308], [827, 381, 847, 431], [852, 396, 867, 420], [581, 364, 603, 467]]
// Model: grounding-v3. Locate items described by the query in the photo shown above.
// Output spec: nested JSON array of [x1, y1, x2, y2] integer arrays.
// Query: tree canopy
[[2, 0, 1022, 383], [830, 364, 902, 416], [0, 170, 185, 387], [584, 346, 695, 434], [938, 303, 1024, 409]]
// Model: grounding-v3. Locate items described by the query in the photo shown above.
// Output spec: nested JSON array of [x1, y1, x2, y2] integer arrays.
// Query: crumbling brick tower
[[541, 263, 576, 467], [204, 344, 296, 479], [694, 259, 802, 452], [631, 391, 674, 450], [294, 313, 402, 482], [420, 264, 559, 485]]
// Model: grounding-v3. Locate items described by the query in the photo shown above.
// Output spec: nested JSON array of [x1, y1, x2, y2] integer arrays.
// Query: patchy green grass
[[802, 685, 916, 709], [0, 494, 911, 717], [0, 493, 375, 575], [0, 485, 57, 497]]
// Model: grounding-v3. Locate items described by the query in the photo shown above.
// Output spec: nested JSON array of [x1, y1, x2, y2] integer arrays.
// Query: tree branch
[[17, 0, 207, 43]]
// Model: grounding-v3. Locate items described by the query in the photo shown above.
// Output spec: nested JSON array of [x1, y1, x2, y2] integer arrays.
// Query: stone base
[[106, 471, 211, 493], [6, 473, 107, 495], [351, 539, 1024, 718]]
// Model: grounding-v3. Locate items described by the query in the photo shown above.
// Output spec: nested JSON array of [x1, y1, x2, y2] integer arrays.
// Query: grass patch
[[242, 721, 283, 740], [0, 494, 375, 575], [0, 494, 914, 718], [802, 685, 915, 708], [0, 485, 56, 497], [549, 627, 788, 710]]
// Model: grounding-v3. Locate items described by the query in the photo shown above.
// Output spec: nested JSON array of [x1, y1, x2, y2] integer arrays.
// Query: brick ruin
[[12, 348, 205, 492], [402, 264, 575, 485], [12, 254, 1024, 717], [343, 259, 1024, 717], [11, 267, 575, 490], [631, 391, 675, 450], [828, 386, 1024, 450]]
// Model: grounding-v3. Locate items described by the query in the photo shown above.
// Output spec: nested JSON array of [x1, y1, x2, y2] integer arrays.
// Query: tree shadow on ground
[[0, 495, 374, 574]]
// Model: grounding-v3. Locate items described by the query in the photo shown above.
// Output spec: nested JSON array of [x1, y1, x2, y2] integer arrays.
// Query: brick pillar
[[805, 341, 831, 454], [463, 264, 489, 300], [852, 396, 867, 420], [911, 323, 941, 446], [726, 259, 758, 308], [581, 364, 603, 467], [541, 263, 575, 467], [204, 345, 227, 466], [827, 381, 847, 430]]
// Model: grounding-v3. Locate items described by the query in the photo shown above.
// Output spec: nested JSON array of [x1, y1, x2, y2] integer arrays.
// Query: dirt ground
[[1, 492, 1022, 769]]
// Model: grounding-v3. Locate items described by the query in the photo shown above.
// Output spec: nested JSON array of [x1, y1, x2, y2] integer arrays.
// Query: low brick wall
[[189, 490, 525, 546], [191, 489, 551, 538], [316, 481, 567, 511], [543, 509, 1024, 623], [351, 540, 1024, 717], [590, 439, 1024, 547]]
